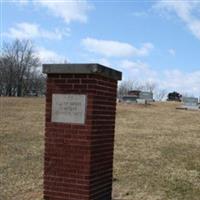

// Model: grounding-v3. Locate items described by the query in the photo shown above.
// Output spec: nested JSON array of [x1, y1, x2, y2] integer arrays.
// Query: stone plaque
[[52, 94, 87, 124]]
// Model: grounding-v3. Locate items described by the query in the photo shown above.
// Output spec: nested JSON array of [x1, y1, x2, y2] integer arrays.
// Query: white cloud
[[91, 58, 113, 68], [120, 60, 157, 82], [18, 0, 29, 5], [33, 0, 92, 24], [168, 48, 176, 56], [102, 58, 200, 96], [4, 22, 70, 40], [82, 37, 154, 57], [36, 47, 67, 63], [154, 0, 200, 40], [161, 69, 200, 96], [77, 54, 200, 96], [131, 11, 147, 17]]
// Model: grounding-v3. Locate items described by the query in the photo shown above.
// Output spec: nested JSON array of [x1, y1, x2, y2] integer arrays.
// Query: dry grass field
[[1, 97, 200, 200]]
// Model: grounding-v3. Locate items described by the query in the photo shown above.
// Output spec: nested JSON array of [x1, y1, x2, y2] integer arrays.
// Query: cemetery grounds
[[1, 97, 200, 200]]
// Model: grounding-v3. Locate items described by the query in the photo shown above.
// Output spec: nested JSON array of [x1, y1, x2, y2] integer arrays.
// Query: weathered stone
[[43, 63, 122, 80], [182, 97, 198, 106], [51, 94, 86, 124], [139, 91, 153, 101]]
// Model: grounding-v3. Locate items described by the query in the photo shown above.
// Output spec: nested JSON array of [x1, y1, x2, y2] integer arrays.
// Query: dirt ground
[[1, 97, 200, 200]]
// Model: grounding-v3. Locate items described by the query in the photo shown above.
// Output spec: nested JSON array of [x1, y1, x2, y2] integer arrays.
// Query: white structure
[[178, 96, 200, 110]]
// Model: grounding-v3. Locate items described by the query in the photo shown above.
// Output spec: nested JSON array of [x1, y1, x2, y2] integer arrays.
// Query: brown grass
[[1, 98, 200, 200], [113, 103, 200, 200], [0, 97, 44, 200]]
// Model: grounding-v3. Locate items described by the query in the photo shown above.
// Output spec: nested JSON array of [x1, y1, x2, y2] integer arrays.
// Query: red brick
[[44, 73, 118, 200]]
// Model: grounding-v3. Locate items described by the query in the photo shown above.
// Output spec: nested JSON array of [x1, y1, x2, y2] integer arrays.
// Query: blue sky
[[1, 0, 200, 96]]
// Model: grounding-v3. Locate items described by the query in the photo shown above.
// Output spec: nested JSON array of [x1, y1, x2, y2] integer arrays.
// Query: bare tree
[[118, 80, 143, 98], [1, 39, 42, 96], [143, 81, 157, 93], [154, 89, 167, 101]]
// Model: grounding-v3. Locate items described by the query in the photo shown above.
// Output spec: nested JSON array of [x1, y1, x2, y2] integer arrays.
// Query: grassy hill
[[1, 98, 200, 200]]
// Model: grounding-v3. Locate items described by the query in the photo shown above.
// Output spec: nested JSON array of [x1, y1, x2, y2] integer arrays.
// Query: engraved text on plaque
[[51, 94, 86, 124]]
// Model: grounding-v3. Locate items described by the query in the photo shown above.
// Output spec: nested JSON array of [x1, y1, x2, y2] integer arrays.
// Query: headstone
[[139, 91, 153, 102], [122, 95, 137, 103], [43, 63, 122, 200], [136, 99, 147, 104], [182, 97, 198, 106], [128, 90, 140, 96], [177, 96, 200, 110]]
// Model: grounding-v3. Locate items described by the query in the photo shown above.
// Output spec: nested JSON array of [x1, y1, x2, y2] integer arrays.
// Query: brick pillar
[[43, 64, 122, 200]]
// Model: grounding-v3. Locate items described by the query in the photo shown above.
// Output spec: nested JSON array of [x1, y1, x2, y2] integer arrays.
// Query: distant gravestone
[[168, 91, 182, 101], [122, 96, 137, 103], [136, 99, 147, 104], [122, 91, 153, 104], [182, 97, 198, 106], [139, 91, 153, 102], [177, 97, 200, 110]]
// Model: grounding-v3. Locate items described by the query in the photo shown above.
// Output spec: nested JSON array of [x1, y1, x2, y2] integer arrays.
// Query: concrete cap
[[43, 63, 122, 81]]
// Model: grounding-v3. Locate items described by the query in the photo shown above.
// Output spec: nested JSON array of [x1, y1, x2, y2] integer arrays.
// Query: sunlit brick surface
[[44, 74, 118, 200]]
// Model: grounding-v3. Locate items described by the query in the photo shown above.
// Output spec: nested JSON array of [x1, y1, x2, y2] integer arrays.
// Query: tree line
[[118, 80, 167, 101], [1, 39, 167, 100], [0, 39, 45, 96]]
